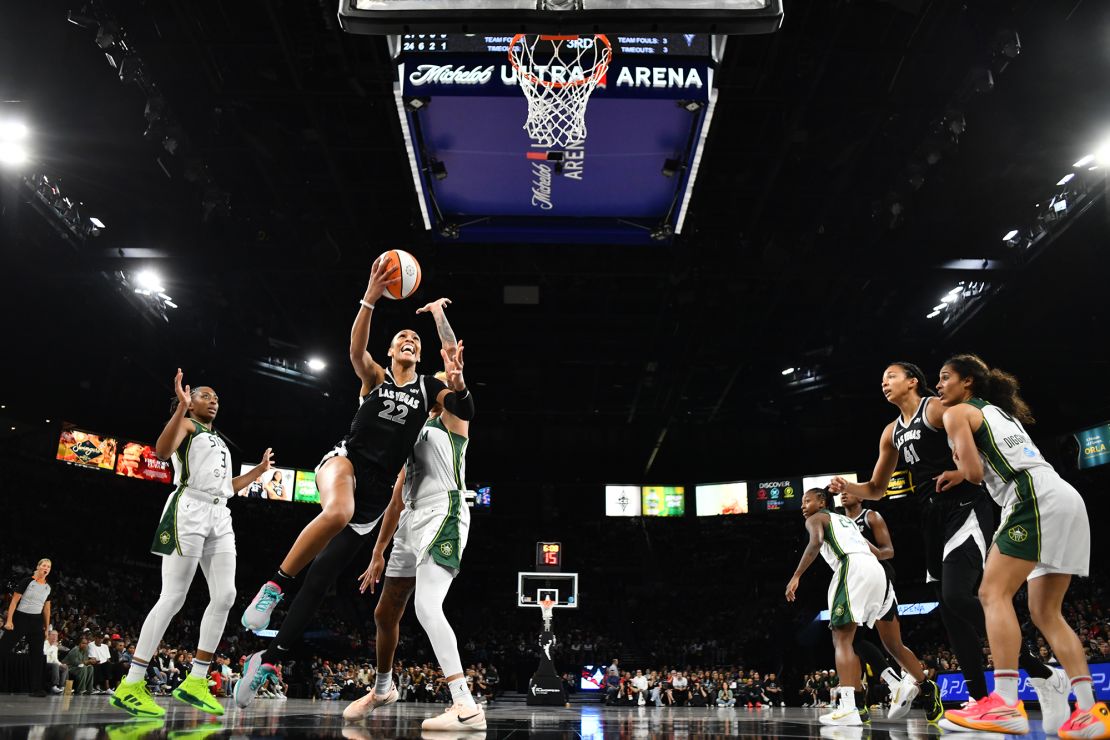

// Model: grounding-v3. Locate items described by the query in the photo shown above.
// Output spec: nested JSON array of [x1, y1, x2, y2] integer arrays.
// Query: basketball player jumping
[[343, 298, 485, 731], [936, 355, 1109, 738], [786, 487, 894, 727], [838, 490, 940, 722], [235, 262, 474, 707], [828, 362, 1069, 727], [111, 369, 275, 717]]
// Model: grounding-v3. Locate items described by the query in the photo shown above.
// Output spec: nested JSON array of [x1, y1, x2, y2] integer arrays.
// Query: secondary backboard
[[339, 0, 784, 35], [518, 571, 579, 608]]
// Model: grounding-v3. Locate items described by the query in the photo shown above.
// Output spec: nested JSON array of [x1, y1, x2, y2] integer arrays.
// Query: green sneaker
[[922, 679, 943, 724], [104, 719, 165, 740], [110, 679, 166, 718], [173, 675, 225, 716], [858, 706, 871, 724], [167, 723, 225, 740]]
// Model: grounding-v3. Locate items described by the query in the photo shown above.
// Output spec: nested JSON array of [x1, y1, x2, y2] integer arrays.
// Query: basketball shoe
[[110, 678, 166, 718], [242, 581, 283, 630], [343, 684, 399, 722], [1029, 667, 1071, 735], [234, 651, 277, 708], [1058, 702, 1110, 739], [172, 675, 225, 715], [883, 669, 919, 721], [421, 703, 487, 731], [942, 691, 1029, 734]]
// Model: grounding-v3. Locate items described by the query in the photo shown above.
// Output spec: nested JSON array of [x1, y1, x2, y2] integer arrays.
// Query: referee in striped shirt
[[1, 558, 52, 697]]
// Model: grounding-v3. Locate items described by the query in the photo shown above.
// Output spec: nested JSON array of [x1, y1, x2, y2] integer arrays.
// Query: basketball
[[376, 249, 422, 300]]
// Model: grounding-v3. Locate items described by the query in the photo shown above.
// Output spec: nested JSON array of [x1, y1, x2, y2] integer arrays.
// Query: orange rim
[[508, 34, 612, 89]]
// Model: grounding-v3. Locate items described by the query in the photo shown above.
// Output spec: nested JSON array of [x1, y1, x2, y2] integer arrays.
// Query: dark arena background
[[1, 1, 1110, 738]]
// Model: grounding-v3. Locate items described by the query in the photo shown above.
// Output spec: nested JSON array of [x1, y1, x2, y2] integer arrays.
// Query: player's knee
[[210, 584, 236, 612], [157, 588, 189, 615], [320, 502, 354, 531], [1027, 599, 1057, 630], [414, 596, 444, 630]]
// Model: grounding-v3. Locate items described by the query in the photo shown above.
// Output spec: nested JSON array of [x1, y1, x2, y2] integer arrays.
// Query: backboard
[[339, 0, 784, 36], [518, 571, 579, 608]]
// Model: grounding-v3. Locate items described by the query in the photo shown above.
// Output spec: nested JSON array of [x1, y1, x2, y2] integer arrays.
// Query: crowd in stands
[[580, 662, 788, 708]]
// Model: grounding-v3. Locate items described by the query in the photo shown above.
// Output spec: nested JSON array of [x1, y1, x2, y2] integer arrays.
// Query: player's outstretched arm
[[232, 448, 274, 493], [416, 298, 457, 353], [829, 422, 898, 500], [156, 368, 197, 460], [785, 513, 826, 602], [350, 258, 399, 392], [435, 342, 475, 421]]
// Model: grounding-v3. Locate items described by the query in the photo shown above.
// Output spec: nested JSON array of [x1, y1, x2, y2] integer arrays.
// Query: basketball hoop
[[508, 34, 612, 150], [539, 597, 556, 630]]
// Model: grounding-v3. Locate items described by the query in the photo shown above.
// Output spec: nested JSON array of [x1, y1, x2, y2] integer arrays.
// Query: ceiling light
[[926, 310, 940, 319], [135, 269, 164, 293], [0, 141, 28, 166], [781, 367, 795, 376], [946, 286, 963, 296], [307, 358, 327, 371], [89, 217, 106, 229], [941, 294, 959, 304], [932, 304, 946, 312], [1002, 229, 1019, 241], [0, 121, 28, 140], [1096, 139, 1110, 167], [1056, 173, 1075, 186], [1074, 154, 1095, 168]]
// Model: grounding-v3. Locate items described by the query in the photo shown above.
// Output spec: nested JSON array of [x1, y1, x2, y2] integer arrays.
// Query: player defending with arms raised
[[786, 488, 895, 727], [839, 491, 940, 721], [235, 263, 473, 708], [111, 370, 274, 718], [344, 298, 484, 731], [936, 354, 1108, 738], [829, 362, 1068, 727]]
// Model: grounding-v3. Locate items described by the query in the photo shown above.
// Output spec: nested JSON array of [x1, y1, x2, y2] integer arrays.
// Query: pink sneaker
[[942, 691, 1028, 734], [421, 703, 487, 731], [1058, 702, 1110, 739], [342, 684, 398, 722]]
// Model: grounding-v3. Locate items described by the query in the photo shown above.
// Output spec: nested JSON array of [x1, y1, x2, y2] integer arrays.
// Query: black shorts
[[921, 487, 995, 583], [316, 441, 395, 526]]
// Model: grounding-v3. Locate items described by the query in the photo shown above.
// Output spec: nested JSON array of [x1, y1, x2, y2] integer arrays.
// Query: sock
[[1071, 676, 1095, 711], [273, 568, 296, 590], [190, 659, 211, 680], [839, 686, 856, 710], [449, 677, 477, 709], [375, 670, 393, 695], [126, 658, 149, 684], [994, 670, 1019, 705]]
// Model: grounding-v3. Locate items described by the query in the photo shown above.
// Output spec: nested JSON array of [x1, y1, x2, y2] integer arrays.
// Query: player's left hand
[[358, 553, 386, 594], [441, 341, 466, 391], [259, 448, 274, 473], [785, 575, 800, 602], [934, 469, 965, 492], [416, 297, 451, 314]]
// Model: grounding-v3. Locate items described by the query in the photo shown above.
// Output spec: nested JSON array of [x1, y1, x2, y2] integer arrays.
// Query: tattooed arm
[[416, 298, 458, 352]]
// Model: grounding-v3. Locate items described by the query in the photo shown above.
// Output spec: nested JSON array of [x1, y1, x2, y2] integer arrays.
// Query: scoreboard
[[395, 33, 713, 57], [536, 542, 563, 572]]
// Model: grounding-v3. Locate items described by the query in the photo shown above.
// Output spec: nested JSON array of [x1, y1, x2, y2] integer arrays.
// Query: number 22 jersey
[[343, 369, 448, 477]]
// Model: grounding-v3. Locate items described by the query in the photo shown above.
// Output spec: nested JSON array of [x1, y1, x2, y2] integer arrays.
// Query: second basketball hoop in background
[[509, 34, 612, 150]]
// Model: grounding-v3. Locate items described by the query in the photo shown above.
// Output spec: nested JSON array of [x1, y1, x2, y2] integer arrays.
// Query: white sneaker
[[887, 675, 920, 720], [343, 684, 398, 722], [421, 703, 487, 731], [819, 705, 863, 726], [1029, 667, 1070, 735], [241, 581, 284, 630], [50, 686, 63, 694]]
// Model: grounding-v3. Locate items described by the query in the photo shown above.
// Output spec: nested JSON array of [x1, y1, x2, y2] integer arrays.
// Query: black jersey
[[891, 396, 981, 501], [343, 369, 447, 477], [853, 508, 896, 581]]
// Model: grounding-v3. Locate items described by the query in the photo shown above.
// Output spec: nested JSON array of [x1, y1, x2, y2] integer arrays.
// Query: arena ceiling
[[2, 0, 1108, 487]]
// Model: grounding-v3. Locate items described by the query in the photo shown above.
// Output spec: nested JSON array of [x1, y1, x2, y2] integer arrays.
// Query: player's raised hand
[[259, 448, 274, 473], [174, 368, 191, 409], [416, 297, 452, 315], [827, 476, 849, 494], [441, 341, 466, 391], [366, 255, 401, 303]]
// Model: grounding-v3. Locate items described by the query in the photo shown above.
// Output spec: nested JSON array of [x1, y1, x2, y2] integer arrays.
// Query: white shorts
[[385, 491, 470, 578], [996, 468, 1091, 580], [827, 554, 894, 629], [155, 489, 235, 558]]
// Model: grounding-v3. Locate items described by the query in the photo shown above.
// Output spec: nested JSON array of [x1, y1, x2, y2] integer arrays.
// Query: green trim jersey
[[819, 509, 873, 569], [403, 416, 467, 505], [172, 420, 235, 499], [962, 398, 1052, 509]]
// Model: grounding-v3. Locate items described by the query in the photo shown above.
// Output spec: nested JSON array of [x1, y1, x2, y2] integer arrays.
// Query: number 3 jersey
[[173, 419, 234, 499], [344, 369, 448, 477]]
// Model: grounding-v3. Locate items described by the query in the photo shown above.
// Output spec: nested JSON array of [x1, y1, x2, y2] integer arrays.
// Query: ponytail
[[943, 353, 1035, 425]]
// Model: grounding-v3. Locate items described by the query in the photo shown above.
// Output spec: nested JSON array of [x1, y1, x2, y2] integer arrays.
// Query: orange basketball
[[376, 249, 422, 300]]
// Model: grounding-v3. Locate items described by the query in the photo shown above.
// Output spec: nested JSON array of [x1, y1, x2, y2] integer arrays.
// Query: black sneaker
[[857, 706, 871, 724], [922, 680, 943, 724]]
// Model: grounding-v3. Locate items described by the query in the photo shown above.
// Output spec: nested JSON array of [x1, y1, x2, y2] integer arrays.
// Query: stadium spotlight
[[134, 269, 165, 294], [0, 119, 30, 167], [926, 310, 941, 319], [1073, 154, 1095, 168], [1002, 229, 1019, 242], [307, 358, 327, 371], [780, 367, 795, 376], [1056, 173, 1075, 186], [1095, 138, 1110, 167]]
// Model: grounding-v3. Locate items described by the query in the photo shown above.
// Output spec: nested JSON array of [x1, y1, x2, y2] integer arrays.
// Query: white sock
[[994, 670, 1019, 705], [1071, 676, 1096, 712], [190, 659, 210, 680], [375, 670, 393, 695], [127, 659, 149, 684], [449, 677, 477, 709], [839, 686, 856, 710]]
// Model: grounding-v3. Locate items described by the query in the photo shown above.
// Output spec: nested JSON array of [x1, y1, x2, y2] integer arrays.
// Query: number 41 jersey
[[344, 370, 447, 477], [892, 396, 980, 500]]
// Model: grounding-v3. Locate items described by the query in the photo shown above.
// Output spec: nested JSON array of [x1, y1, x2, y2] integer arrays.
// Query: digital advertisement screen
[[802, 472, 858, 508], [580, 666, 605, 692], [695, 482, 749, 516], [237, 465, 295, 501], [605, 485, 642, 517], [115, 441, 172, 484], [642, 486, 685, 517], [1074, 423, 1110, 470], [56, 428, 117, 471], [750, 478, 802, 512], [473, 486, 492, 508], [937, 663, 1110, 702], [293, 470, 319, 504]]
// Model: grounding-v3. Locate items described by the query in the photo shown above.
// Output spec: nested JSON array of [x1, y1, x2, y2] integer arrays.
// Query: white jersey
[[819, 509, 874, 569], [402, 416, 467, 506], [173, 419, 235, 500], [961, 399, 1055, 509]]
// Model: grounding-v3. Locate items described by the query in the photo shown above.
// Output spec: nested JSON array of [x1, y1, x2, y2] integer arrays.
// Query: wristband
[[359, 299, 375, 310]]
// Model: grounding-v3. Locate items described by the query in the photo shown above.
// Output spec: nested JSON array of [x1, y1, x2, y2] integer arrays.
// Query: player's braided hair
[[805, 487, 830, 506], [943, 353, 1035, 425], [888, 361, 935, 397]]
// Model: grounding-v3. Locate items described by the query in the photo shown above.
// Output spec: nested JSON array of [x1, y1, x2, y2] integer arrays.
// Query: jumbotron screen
[[1074, 423, 1110, 470], [642, 486, 685, 517], [237, 464, 295, 501], [749, 478, 802, 512], [115, 441, 172, 484], [56, 428, 117, 471], [695, 482, 748, 516]]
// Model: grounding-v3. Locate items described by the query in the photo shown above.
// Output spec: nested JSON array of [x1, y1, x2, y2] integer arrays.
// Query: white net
[[508, 34, 612, 150]]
